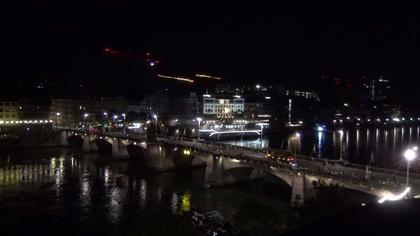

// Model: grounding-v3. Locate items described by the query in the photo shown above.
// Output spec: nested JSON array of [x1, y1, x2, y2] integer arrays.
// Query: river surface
[[223, 126, 420, 172], [0, 148, 291, 235]]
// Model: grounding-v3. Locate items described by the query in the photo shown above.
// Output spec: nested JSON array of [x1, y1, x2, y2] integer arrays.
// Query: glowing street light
[[153, 114, 158, 136], [196, 117, 202, 141], [294, 132, 301, 157], [338, 130, 344, 161], [404, 147, 417, 187], [378, 187, 411, 204]]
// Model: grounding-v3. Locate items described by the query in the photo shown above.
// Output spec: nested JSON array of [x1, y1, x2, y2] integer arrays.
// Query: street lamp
[[82, 113, 89, 129], [404, 147, 417, 187], [153, 114, 158, 136], [196, 117, 202, 141], [294, 132, 301, 157], [121, 113, 126, 134], [55, 112, 61, 126], [338, 130, 344, 161]]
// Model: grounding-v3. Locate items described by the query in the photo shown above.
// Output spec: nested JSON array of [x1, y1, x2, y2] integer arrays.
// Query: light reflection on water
[[224, 126, 420, 170], [0, 148, 290, 234]]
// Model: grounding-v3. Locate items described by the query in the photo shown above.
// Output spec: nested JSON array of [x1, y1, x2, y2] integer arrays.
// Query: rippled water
[[0, 148, 290, 235]]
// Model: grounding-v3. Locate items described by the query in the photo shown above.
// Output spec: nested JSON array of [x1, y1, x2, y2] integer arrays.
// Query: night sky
[[1, 2, 419, 99]]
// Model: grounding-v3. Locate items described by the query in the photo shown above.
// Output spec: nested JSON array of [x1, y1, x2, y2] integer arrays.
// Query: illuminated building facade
[[0, 100, 19, 121], [202, 95, 244, 119]]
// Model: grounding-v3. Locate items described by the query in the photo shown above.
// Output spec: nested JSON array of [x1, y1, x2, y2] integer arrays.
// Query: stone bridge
[[160, 138, 420, 206], [50, 129, 420, 206], [54, 129, 147, 158]]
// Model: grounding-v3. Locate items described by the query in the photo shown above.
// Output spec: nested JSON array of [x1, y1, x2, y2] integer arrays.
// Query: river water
[[0, 148, 291, 235], [224, 126, 420, 172]]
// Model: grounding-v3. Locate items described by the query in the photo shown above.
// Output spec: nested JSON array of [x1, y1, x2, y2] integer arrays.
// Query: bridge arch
[[94, 138, 113, 154], [68, 134, 83, 146], [127, 144, 146, 160]]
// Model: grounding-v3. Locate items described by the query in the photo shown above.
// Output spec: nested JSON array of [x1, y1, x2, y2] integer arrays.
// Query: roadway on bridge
[[160, 137, 420, 197]]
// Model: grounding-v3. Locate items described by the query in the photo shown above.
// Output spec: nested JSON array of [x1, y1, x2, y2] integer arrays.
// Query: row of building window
[[216, 114, 235, 118], [204, 104, 243, 108], [0, 109, 15, 112], [0, 114, 16, 118], [0, 102, 16, 106], [204, 109, 242, 112]]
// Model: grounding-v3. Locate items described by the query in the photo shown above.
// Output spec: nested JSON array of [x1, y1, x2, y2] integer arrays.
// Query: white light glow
[[405, 149, 416, 161], [378, 187, 411, 204]]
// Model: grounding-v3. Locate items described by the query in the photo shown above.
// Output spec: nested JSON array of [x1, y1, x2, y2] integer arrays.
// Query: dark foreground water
[[0, 148, 293, 235]]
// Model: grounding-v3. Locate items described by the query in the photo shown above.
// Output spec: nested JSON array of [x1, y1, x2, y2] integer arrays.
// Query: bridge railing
[[161, 138, 410, 189], [55, 127, 146, 141]]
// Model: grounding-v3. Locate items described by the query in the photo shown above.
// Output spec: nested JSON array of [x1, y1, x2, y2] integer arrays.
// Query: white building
[[202, 95, 244, 119]]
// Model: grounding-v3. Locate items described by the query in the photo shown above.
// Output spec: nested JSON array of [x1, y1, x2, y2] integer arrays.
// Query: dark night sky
[[1, 2, 419, 98]]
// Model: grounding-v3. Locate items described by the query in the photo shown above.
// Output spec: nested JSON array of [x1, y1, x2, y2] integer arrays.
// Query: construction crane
[[104, 47, 159, 68], [104, 47, 221, 83], [195, 73, 221, 80]]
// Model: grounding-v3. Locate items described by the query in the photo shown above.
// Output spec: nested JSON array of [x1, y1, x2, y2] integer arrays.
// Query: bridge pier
[[291, 173, 305, 207], [82, 134, 98, 152], [111, 138, 129, 158], [202, 154, 264, 187], [58, 130, 70, 146]]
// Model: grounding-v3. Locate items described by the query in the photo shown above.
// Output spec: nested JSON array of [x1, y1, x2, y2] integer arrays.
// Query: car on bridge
[[265, 151, 297, 167]]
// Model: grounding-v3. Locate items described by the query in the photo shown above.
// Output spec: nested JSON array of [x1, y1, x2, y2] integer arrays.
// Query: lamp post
[[55, 112, 61, 126], [196, 117, 202, 141], [294, 132, 300, 157], [122, 113, 126, 134], [153, 114, 158, 136], [103, 112, 108, 132], [404, 147, 417, 187], [338, 130, 344, 161], [83, 113, 89, 129]]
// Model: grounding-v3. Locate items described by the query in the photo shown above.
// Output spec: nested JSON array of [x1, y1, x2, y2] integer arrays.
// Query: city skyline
[[2, 3, 420, 234]]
